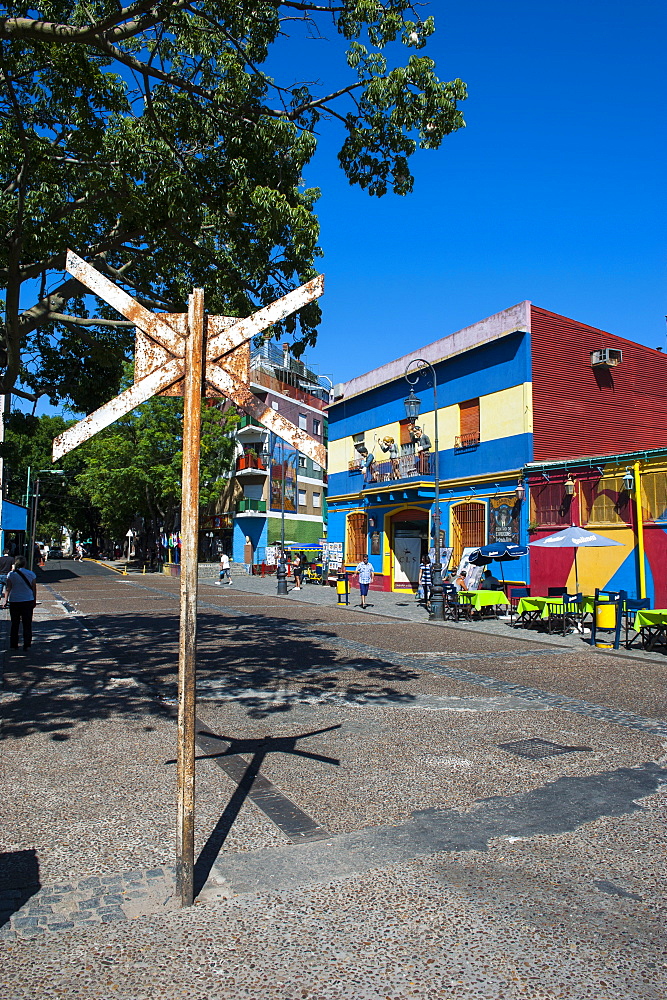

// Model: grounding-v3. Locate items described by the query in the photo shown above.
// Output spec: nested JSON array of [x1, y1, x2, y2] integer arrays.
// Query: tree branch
[[49, 313, 136, 328]]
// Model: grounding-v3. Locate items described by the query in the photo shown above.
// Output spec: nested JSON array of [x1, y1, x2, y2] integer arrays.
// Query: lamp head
[[622, 468, 635, 492], [404, 388, 421, 421]]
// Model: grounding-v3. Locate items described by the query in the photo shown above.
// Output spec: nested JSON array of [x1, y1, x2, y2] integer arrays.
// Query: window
[[298, 488, 307, 507], [346, 512, 367, 563], [451, 502, 485, 566], [581, 477, 629, 525], [271, 401, 279, 410], [298, 413, 307, 430], [312, 461, 321, 472], [456, 399, 480, 450], [531, 482, 573, 527], [641, 472, 667, 522], [298, 455, 307, 469], [312, 491, 321, 508], [313, 418, 321, 436]]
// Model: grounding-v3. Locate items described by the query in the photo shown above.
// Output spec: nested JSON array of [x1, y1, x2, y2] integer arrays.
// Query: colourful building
[[326, 302, 667, 598], [225, 341, 330, 564]]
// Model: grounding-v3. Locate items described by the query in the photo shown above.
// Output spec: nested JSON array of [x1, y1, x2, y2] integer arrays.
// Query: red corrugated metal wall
[[530, 306, 667, 461]]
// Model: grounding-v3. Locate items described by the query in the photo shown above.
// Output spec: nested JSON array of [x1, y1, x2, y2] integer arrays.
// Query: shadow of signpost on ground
[[164, 725, 341, 895]]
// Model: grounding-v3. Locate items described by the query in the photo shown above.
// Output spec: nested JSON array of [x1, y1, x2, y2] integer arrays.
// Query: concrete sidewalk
[[197, 561, 667, 664], [2, 563, 666, 999]]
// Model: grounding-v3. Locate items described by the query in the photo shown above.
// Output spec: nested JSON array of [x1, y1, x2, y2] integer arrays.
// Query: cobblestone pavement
[[1, 561, 666, 998]]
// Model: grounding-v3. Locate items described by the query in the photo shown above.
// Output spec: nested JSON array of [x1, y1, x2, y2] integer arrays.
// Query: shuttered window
[[456, 399, 480, 449], [640, 472, 667, 522], [530, 483, 573, 527], [581, 477, 629, 525], [451, 502, 485, 566], [346, 512, 368, 563]]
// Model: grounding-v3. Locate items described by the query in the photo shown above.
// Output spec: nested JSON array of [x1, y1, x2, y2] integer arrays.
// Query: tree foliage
[[74, 393, 238, 537], [0, 2, 466, 411], [2, 394, 238, 539]]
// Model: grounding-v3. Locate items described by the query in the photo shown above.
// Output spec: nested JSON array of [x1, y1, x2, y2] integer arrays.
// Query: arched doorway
[[451, 501, 486, 566], [389, 508, 428, 591]]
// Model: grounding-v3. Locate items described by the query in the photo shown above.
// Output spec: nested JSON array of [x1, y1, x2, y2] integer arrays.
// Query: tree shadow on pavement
[[0, 849, 40, 928], [2, 606, 419, 737]]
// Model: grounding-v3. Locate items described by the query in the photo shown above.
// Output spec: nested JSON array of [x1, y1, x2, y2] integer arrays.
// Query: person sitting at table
[[454, 572, 467, 591], [479, 569, 502, 590]]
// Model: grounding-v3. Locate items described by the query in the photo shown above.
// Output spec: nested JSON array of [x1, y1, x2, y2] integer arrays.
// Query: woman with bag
[[418, 555, 432, 609], [3, 555, 37, 651]]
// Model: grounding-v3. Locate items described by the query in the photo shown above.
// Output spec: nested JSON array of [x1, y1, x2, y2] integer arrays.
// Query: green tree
[[0, 2, 467, 411], [2, 396, 238, 544], [1, 410, 97, 540], [73, 393, 238, 542]]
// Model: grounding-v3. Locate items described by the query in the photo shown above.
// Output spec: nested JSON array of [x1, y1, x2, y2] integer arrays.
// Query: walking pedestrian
[[3, 555, 37, 652], [292, 553, 303, 590], [418, 555, 432, 609], [354, 554, 374, 609], [216, 552, 233, 585]]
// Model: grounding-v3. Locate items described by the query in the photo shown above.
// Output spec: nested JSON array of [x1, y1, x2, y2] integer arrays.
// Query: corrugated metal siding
[[531, 307, 667, 461]]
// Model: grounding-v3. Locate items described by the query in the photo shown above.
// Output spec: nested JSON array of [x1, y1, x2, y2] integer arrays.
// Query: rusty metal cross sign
[[52, 251, 325, 906]]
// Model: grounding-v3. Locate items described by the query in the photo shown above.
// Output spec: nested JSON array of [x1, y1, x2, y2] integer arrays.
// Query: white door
[[393, 529, 421, 586]]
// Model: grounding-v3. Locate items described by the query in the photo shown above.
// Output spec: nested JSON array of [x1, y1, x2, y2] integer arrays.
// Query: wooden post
[[176, 289, 204, 906]]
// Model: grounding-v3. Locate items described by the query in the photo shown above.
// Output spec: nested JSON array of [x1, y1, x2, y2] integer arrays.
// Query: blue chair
[[623, 597, 651, 647], [508, 587, 530, 625], [442, 583, 460, 620], [547, 586, 567, 597], [546, 592, 583, 635]]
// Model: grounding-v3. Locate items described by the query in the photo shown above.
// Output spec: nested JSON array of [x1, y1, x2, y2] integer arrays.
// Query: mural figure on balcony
[[410, 425, 432, 475], [354, 442, 376, 483], [379, 436, 400, 478]]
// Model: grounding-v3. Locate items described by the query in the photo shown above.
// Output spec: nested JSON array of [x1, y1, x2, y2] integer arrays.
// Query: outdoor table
[[515, 595, 596, 620], [513, 595, 596, 633], [458, 590, 509, 615], [632, 609, 667, 651]]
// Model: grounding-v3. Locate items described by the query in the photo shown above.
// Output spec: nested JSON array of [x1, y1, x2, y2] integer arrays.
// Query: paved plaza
[[1, 561, 666, 998]]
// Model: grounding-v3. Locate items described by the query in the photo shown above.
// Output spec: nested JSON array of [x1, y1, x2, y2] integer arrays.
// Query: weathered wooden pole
[[175, 288, 205, 906]]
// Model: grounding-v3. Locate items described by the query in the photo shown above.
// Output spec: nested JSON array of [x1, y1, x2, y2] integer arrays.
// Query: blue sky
[[295, 0, 666, 384], [21, 1, 665, 414]]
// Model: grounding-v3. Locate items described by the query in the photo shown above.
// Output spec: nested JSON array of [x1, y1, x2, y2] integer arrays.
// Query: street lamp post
[[277, 448, 298, 595], [28, 470, 65, 569], [404, 360, 443, 620]]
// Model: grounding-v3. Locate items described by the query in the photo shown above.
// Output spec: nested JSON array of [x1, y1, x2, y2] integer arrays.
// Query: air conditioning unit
[[590, 348, 622, 367]]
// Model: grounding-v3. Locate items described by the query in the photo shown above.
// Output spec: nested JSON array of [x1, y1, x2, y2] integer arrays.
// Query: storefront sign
[[489, 495, 519, 545]]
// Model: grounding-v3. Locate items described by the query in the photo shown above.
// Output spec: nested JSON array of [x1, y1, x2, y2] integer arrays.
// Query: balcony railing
[[236, 454, 267, 472], [237, 498, 267, 513], [350, 452, 435, 482], [454, 432, 481, 451]]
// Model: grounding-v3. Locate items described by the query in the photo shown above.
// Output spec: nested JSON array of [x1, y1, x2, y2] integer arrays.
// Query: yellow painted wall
[[480, 384, 532, 441], [564, 527, 634, 595], [330, 383, 532, 467]]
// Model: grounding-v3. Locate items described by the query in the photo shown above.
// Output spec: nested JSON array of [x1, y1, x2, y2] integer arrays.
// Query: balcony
[[250, 369, 327, 409], [351, 452, 435, 483], [237, 498, 267, 514], [236, 453, 266, 472], [454, 432, 481, 451]]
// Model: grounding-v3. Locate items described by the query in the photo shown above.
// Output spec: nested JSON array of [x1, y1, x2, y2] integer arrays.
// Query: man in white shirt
[[216, 552, 232, 585], [354, 554, 374, 609]]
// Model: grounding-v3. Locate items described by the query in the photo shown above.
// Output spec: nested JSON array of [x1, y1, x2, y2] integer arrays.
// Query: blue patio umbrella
[[468, 543, 528, 584], [528, 525, 624, 592]]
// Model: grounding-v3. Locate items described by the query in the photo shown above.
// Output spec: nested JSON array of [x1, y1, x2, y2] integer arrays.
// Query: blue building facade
[[327, 303, 533, 591]]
